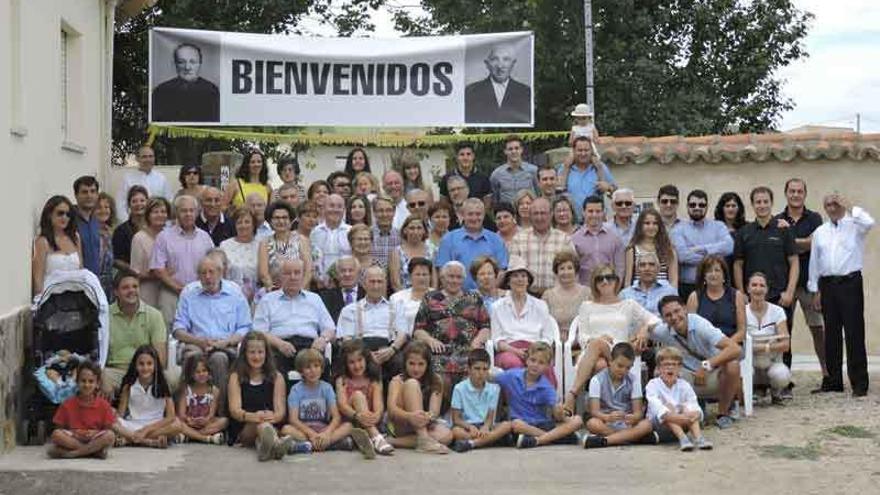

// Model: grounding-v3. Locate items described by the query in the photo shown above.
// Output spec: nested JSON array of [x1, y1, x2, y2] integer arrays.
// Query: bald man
[[196, 186, 236, 246], [465, 43, 532, 124]]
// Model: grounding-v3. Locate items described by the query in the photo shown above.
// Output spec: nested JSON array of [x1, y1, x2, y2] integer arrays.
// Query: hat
[[570, 103, 594, 117], [501, 256, 534, 290]]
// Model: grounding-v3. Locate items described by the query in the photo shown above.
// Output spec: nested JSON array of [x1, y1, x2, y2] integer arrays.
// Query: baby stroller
[[20, 269, 109, 445]]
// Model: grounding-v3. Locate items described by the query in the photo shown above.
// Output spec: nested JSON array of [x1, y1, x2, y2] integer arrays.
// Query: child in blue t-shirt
[[495, 342, 583, 448], [450, 349, 512, 452]]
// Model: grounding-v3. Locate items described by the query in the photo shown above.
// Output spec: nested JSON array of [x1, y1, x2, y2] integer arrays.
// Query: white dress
[[43, 252, 81, 282], [575, 299, 659, 360], [220, 238, 259, 300], [118, 381, 167, 431]]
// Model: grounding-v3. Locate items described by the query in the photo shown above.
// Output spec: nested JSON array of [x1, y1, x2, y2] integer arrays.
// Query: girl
[[624, 208, 679, 288], [114, 345, 181, 448], [32, 195, 82, 296], [346, 195, 373, 227], [223, 149, 273, 210], [401, 157, 435, 203], [344, 147, 372, 177], [354, 172, 379, 201], [48, 360, 116, 459], [335, 340, 395, 455], [226, 331, 292, 461], [386, 341, 452, 454], [176, 355, 228, 444]]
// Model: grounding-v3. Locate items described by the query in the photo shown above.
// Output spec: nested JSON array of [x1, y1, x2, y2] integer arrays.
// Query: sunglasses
[[596, 274, 619, 283], [687, 202, 707, 209], [614, 201, 633, 207], [54, 210, 71, 217], [408, 201, 427, 208], [659, 198, 678, 205], [184, 170, 200, 176]]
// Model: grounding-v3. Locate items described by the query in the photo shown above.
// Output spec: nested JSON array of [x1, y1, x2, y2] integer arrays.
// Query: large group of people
[[36, 127, 874, 460]]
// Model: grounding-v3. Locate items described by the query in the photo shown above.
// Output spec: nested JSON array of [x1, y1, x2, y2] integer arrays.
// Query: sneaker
[[582, 435, 607, 449], [332, 437, 354, 451], [695, 436, 713, 450], [372, 435, 395, 456], [208, 432, 225, 445], [288, 441, 313, 455], [350, 428, 376, 460], [637, 431, 659, 445], [451, 439, 474, 453], [779, 385, 794, 401], [715, 415, 735, 430], [273, 435, 294, 460], [679, 437, 695, 452], [516, 434, 538, 449], [174, 433, 188, 444], [256, 424, 277, 462], [415, 436, 450, 454], [729, 401, 742, 421]]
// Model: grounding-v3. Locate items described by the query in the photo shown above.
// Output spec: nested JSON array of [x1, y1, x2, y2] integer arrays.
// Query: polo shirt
[[588, 368, 642, 414], [734, 219, 797, 299], [775, 207, 823, 288], [253, 289, 335, 339], [620, 280, 678, 316], [53, 396, 116, 431], [451, 378, 501, 425], [495, 368, 556, 426], [107, 301, 167, 368], [651, 314, 724, 372], [435, 227, 509, 290], [172, 281, 252, 339], [489, 162, 538, 205], [439, 169, 492, 200]]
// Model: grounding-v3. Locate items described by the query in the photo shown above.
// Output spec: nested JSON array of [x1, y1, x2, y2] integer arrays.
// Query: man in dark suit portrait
[[317, 256, 365, 323], [465, 43, 531, 124], [152, 42, 220, 122]]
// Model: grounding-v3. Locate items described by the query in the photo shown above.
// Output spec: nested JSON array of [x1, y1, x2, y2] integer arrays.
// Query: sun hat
[[570, 103, 594, 117], [500, 255, 535, 290]]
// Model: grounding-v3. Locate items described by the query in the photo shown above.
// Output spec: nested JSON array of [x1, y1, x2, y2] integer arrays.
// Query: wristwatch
[[701, 360, 713, 372]]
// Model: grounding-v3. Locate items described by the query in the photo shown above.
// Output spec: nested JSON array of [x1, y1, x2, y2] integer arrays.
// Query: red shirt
[[53, 395, 116, 430]]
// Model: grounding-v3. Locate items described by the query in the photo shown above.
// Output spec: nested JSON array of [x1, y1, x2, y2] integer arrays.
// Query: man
[[536, 166, 559, 200], [508, 197, 575, 295], [776, 178, 826, 378], [173, 256, 251, 390], [734, 186, 798, 388], [436, 198, 509, 291], [571, 195, 625, 285], [447, 176, 496, 232], [620, 252, 677, 317], [310, 193, 351, 284], [115, 145, 172, 218], [672, 189, 734, 299], [604, 188, 637, 246], [253, 259, 336, 384], [196, 187, 236, 246], [808, 193, 874, 396], [464, 43, 531, 124], [152, 42, 219, 122], [557, 136, 616, 222], [635, 295, 742, 429], [327, 171, 353, 201], [245, 192, 272, 240], [318, 257, 366, 323], [489, 136, 538, 205], [102, 273, 167, 396], [382, 170, 409, 230], [371, 196, 401, 269], [438, 142, 492, 211], [405, 189, 430, 221], [656, 185, 681, 232], [72, 176, 101, 276], [275, 182, 300, 208]]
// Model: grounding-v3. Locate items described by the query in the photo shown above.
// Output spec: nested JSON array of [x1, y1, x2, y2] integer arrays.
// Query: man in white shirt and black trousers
[[808, 193, 875, 397]]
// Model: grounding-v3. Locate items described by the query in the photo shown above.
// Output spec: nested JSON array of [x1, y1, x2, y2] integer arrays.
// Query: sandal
[[372, 434, 395, 456]]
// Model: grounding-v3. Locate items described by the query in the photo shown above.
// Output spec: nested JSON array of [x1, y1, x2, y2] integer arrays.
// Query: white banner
[[149, 27, 534, 127]]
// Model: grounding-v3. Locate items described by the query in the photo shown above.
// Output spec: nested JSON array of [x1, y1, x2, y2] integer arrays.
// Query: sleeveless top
[[266, 232, 304, 285], [342, 376, 375, 409], [396, 243, 436, 289], [632, 245, 669, 284], [233, 179, 269, 209], [696, 286, 737, 337], [240, 377, 274, 413], [44, 252, 81, 281], [125, 381, 165, 421], [185, 385, 215, 419]]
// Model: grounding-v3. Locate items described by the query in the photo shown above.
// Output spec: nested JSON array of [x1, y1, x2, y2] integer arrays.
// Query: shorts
[[680, 368, 721, 397], [305, 421, 329, 433], [58, 429, 110, 443], [530, 420, 557, 433], [607, 420, 629, 432], [794, 287, 823, 327]]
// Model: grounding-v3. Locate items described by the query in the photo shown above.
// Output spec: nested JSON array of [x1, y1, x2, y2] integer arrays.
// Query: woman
[[542, 250, 591, 343], [343, 147, 372, 177], [346, 195, 373, 227], [514, 190, 535, 228], [413, 260, 490, 390], [490, 257, 559, 386], [348, 224, 376, 285], [686, 255, 746, 342], [562, 264, 659, 415], [390, 257, 434, 335], [494, 202, 519, 247], [426, 201, 452, 253], [307, 180, 331, 221], [296, 200, 324, 273], [95, 192, 117, 301], [223, 150, 272, 210], [401, 157, 435, 203], [470, 256, 505, 311], [745, 272, 791, 403], [258, 201, 312, 290], [552, 196, 578, 235], [275, 156, 306, 203], [389, 216, 435, 291], [32, 196, 82, 295], [176, 164, 205, 199], [130, 198, 170, 308], [112, 185, 148, 275], [714, 192, 747, 270], [220, 209, 260, 303], [354, 172, 379, 200], [624, 208, 679, 288]]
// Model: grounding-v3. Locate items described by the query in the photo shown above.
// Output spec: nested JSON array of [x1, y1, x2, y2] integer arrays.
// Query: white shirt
[[807, 206, 875, 292], [491, 78, 509, 107], [337, 297, 410, 339], [390, 288, 423, 335], [490, 294, 557, 345], [392, 199, 409, 231], [116, 168, 173, 220], [746, 302, 787, 364], [645, 377, 702, 423], [309, 222, 352, 280]]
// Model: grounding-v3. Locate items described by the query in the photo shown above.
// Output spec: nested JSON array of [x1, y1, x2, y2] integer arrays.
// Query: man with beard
[[671, 190, 733, 300]]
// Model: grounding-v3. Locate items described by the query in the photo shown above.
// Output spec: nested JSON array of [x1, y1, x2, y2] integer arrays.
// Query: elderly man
[[808, 193, 874, 396], [672, 189, 734, 300], [173, 256, 251, 390], [152, 42, 219, 122], [370, 196, 401, 269], [557, 136, 616, 223], [620, 252, 677, 317], [490, 136, 538, 205], [115, 145, 172, 219], [253, 259, 336, 384], [635, 295, 742, 429], [656, 185, 681, 232], [436, 198, 508, 291], [310, 193, 351, 284], [508, 197, 575, 295], [382, 170, 409, 230], [196, 187, 236, 246], [405, 189, 430, 221], [318, 257, 365, 323], [464, 43, 531, 124], [572, 195, 625, 285], [245, 192, 272, 240], [275, 182, 300, 208], [439, 142, 492, 211], [446, 176, 496, 232], [604, 188, 637, 245]]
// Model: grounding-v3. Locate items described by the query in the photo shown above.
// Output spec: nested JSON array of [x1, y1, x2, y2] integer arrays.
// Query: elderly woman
[[562, 264, 660, 415], [490, 257, 559, 386], [745, 272, 791, 404], [470, 256, 505, 311], [130, 197, 170, 308], [542, 250, 591, 343], [258, 201, 312, 290], [220, 209, 260, 303], [413, 260, 490, 388], [390, 257, 434, 335], [686, 255, 745, 342], [552, 196, 578, 235]]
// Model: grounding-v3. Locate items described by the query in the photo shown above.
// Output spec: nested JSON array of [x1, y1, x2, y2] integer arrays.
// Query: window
[[60, 29, 69, 139], [59, 21, 84, 152]]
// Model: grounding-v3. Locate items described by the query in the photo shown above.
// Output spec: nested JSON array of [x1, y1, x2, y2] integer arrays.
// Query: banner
[[149, 28, 534, 127]]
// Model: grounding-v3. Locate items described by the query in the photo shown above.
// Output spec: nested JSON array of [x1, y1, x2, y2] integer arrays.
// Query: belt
[[820, 271, 860, 284]]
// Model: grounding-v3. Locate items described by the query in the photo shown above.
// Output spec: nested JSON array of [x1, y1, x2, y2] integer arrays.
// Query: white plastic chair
[[741, 332, 754, 417], [486, 318, 564, 398]]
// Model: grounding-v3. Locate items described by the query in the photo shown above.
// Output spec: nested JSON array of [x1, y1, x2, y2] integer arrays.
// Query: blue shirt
[[495, 368, 556, 426], [75, 209, 101, 275], [435, 227, 509, 290], [253, 289, 336, 339], [287, 380, 335, 425], [620, 280, 678, 316], [451, 378, 501, 425], [172, 281, 252, 339], [556, 162, 615, 221], [651, 314, 724, 372], [671, 219, 734, 284]]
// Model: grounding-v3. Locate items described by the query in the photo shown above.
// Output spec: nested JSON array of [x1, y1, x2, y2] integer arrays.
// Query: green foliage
[[756, 440, 822, 461], [822, 425, 876, 439]]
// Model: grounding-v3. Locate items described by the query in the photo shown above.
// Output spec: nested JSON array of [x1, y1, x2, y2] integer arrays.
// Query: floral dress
[[414, 290, 489, 381]]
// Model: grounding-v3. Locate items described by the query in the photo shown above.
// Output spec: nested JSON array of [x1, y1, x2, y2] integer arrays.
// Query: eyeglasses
[[659, 198, 678, 205], [687, 202, 707, 209], [614, 201, 633, 207], [408, 201, 427, 208], [596, 274, 619, 283]]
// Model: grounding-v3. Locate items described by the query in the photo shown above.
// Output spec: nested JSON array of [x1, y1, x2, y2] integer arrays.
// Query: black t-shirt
[[775, 207, 823, 288], [734, 219, 797, 299], [438, 169, 492, 201]]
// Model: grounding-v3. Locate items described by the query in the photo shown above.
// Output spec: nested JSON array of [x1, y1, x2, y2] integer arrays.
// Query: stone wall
[[0, 306, 29, 452]]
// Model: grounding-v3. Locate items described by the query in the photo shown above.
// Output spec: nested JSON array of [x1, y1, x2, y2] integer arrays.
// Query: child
[[227, 331, 293, 461], [114, 345, 181, 448], [496, 342, 584, 449], [335, 340, 395, 455], [386, 341, 452, 454], [449, 349, 512, 453], [582, 342, 656, 448], [48, 360, 116, 458], [176, 355, 229, 444], [645, 347, 713, 451], [281, 348, 376, 459]]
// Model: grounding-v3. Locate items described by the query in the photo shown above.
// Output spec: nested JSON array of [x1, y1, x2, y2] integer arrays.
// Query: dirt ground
[[0, 371, 878, 495]]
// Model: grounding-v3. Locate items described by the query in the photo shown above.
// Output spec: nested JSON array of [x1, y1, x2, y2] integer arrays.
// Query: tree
[[389, 0, 812, 136]]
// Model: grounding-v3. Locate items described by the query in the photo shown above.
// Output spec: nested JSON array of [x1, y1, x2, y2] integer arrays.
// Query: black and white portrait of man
[[152, 42, 220, 122], [464, 42, 532, 125]]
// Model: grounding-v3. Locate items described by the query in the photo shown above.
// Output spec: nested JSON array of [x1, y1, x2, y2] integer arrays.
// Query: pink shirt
[[149, 225, 214, 285]]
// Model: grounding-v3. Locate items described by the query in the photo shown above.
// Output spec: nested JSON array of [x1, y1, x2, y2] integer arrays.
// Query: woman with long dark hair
[[714, 192, 747, 270], [343, 147, 372, 177], [623, 208, 679, 288], [32, 195, 82, 295], [223, 149, 272, 210]]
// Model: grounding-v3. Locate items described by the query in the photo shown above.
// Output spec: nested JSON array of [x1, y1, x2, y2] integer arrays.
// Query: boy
[[645, 347, 713, 452], [495, 342, 583, 449], [583, 342, 657, 448], [281, 349, 375, 459], [450, 349, 513, 452]]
